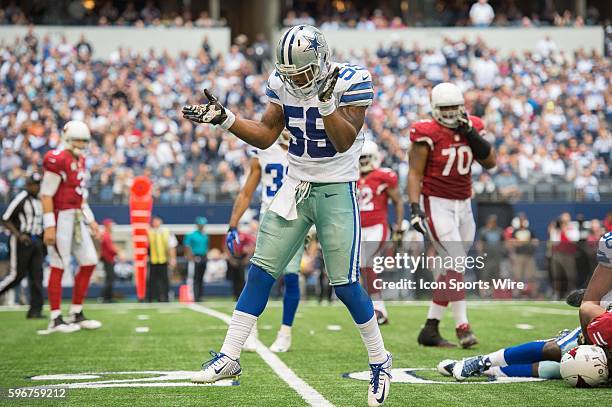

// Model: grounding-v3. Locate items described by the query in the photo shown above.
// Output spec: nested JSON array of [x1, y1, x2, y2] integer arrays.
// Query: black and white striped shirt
[[1, 191, 43, 236]]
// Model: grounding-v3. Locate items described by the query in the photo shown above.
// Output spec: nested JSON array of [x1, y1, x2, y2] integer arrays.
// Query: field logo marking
[[27, 371, 238, 388], [189, 303, 334, 407], [344, 368, 546, 385]]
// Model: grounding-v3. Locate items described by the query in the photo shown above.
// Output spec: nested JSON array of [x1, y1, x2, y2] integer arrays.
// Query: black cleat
[[566, 289, 585, 308], [26, 310, 45, 319], [418, 319, 456, 347]]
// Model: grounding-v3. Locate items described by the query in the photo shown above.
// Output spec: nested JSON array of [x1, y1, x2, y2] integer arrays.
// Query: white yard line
[[189, 303, 334, 407]]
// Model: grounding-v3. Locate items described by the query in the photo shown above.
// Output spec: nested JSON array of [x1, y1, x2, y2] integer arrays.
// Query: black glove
[[182, 89, 229, 125], [409, 203, 427, 235], [457, 112, 492, 160], [456, 112, 474, 137], [318, 66, 340, 103], [18, 233, 32, 246]]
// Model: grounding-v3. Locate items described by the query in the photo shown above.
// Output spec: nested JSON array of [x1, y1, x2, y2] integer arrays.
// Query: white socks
[[373, 300, 387, 315], [50, 309, 61, 319], [486, 349, 507, 367], [356, 315, 387, 364], [450, 300, 468, 327], [220, 310, 258, 360], [279, 324, 292, 336], [427, 302, 446, 320], [70, 304, 83, 315]]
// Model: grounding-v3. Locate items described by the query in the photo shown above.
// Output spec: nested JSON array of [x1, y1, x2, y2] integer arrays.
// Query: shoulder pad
[[597, 232, 612, 268], [335, 63, 373, 107]]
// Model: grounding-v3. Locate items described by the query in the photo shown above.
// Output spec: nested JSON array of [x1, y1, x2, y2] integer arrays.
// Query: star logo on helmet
[[304, 34, 322, 53]]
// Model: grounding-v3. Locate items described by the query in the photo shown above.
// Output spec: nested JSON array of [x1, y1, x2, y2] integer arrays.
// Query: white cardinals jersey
[[252, 142, 289, 213], [266, 62, 373, 182], [598, 231, 612, 309]]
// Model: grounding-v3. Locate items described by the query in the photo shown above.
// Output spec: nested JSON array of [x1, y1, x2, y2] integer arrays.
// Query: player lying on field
[[440, 232, 612, 381]]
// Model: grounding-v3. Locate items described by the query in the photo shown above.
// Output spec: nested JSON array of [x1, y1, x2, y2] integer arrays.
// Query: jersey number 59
[[283, 105, 337, 158]]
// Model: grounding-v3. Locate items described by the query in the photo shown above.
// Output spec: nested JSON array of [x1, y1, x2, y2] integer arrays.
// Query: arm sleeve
[[40, 171, 62, 197], [2, 191, 26, 221]]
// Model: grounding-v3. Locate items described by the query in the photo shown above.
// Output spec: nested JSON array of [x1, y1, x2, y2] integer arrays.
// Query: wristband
[[43, 213, 56, 229], [221, 110, 236, 130], [410, 203, 421, 215], [318, 94, 337, 116]]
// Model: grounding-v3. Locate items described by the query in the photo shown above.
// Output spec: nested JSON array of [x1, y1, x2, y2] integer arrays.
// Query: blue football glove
[[226, 227, 240, 255]]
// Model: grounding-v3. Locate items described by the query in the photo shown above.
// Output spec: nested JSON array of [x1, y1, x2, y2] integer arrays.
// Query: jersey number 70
[[441, 146, 473, 176]]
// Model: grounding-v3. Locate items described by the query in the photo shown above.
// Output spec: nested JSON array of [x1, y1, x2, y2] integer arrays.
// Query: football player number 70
[[441, 146, 473, 176]]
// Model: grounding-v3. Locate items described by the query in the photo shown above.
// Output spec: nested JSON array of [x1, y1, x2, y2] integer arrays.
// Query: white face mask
[[433, 105, 465, 128]]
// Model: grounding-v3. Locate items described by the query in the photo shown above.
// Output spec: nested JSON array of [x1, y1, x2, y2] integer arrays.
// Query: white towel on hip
[[268, 175, 300, 220]]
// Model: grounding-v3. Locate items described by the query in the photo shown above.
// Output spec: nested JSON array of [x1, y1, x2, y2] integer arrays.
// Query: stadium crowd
[[1, 1, 603, 29], [0, 30, 610, 205]]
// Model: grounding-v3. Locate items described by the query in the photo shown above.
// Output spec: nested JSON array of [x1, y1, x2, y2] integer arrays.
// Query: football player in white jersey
[[183, 25, 392, 406], [226, 131, 304, 353]]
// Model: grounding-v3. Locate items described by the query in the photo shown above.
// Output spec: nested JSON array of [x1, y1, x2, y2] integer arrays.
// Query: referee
[[0, 173, 45, 318]]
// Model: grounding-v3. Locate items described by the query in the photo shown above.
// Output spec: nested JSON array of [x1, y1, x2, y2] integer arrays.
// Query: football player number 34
[[441, 146, 473, 176]]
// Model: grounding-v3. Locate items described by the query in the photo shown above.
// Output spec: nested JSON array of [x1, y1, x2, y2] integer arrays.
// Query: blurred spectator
[[548, 212, 579, 299], [509, 213, 539, 296], [183, 216, 209, 302], [493, 166, 521, 201], [476, 215, 504, 284], [100, 219, 118, 303], [469, 0, 495, 27], [574, 168, 600, 201]]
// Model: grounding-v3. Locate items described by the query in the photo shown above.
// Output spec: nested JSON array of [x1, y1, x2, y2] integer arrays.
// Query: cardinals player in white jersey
[[41, 121, 102, 333], [358, 140, 404, 325], [226, 131, 304, 353], [408, 83, 496, 348]]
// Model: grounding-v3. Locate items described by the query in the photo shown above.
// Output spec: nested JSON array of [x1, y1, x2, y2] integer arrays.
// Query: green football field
[[1, 300, 610, 406]]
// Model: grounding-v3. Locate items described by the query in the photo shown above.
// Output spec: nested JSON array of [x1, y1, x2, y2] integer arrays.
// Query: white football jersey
[[597, 231, 612, 309], [266, 62, 373, 182], [252, 142, 289, 213]]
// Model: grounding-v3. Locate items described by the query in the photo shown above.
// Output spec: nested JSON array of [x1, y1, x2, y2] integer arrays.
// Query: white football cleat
[[452, 356, 491, 381], [192, 351, 242, 383], [368, 352, 392, 407], [47, 315, 80, 333], [69, 311, 102, 329], [269, 331, 292, 353], [243, 329, 258, 352], [437, 359, 457, 377]]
